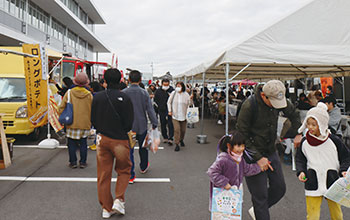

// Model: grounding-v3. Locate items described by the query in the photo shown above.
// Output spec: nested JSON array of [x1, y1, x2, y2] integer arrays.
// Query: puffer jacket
[[236, 90, 301, 161], [207, 152, 260, 211], [58, 86, 93, 130]]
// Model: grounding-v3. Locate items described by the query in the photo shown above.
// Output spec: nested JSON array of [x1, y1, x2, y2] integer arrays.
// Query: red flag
[[115, 56, 118, 69], [111, 53, 115, 68]]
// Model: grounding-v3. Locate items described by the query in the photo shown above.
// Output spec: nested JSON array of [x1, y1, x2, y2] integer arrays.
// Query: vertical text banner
[[23, 44, 48, 128]]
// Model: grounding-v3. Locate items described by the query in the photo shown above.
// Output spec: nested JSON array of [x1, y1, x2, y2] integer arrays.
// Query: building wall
[[0, 0, 98, 60]]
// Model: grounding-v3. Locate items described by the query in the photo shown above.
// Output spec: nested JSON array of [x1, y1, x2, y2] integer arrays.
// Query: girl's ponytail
[[217, 135, 232, 153], [217, 131, 245, 154]]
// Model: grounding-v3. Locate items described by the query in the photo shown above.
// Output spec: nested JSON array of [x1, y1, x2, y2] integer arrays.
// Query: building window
[[79, 38, 86, 51], [28, 1, 49, 33], [67, 29, 77, 48], [9, 0, 15, 15], [1, 0, 26, 20], [3, 0, 9, 12], [18, 0, 25, 20], [67, 0, 78, 17], [88, 17, 94, 32], [88, 43, 93, 52], [79, 7, 87, 24], [59, 0, 93, 31], [51, 18, 65, 41]]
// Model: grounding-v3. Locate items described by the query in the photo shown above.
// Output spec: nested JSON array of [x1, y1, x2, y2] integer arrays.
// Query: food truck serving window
[[62, 61, 75, 79]]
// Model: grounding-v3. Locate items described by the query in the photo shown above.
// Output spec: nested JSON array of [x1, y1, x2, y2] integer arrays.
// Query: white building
[[0, 0, 109, 59]]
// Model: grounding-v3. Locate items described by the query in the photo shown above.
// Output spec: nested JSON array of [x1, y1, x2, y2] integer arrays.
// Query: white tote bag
[[186, 105, 199, 123]]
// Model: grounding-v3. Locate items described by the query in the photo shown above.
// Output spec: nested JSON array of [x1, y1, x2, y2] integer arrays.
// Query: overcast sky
[[93, 0, 307, 76]]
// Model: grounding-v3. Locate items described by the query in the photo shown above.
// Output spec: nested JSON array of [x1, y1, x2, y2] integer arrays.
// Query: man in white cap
[[236, 80, 302, 220]]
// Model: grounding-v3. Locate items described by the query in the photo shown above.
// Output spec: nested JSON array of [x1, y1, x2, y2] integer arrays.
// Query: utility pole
[[151, 62, 154, 75]]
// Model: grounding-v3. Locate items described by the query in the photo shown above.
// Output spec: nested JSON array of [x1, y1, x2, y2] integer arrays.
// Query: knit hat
[[262, 80, 287, 109], [73, 72, 90, 87], [298, 102, 329, 136]]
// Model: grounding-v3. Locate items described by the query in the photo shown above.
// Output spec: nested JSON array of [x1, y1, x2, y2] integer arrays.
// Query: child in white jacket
[[296, 102, 350, 220]]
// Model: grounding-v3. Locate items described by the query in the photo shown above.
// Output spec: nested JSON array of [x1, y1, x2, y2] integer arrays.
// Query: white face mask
[[162, 86, 169, 90], [175, 87, 181, 92]]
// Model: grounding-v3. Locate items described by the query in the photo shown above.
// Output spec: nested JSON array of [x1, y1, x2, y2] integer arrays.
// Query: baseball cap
[[262, 80, 287, 109]]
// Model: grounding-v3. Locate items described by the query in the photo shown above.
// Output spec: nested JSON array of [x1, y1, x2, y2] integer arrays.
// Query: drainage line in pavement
[[0, 148, 64, 203]]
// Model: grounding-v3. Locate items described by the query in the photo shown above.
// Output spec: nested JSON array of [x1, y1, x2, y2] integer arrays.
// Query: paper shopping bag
[[211, 187, 243, 220]]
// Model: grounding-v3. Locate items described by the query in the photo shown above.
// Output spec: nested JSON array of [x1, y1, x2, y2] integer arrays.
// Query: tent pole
[[342, 76, 346, 114], [196, 72, 207, 144], [225, 63, 250, 135], [184, 76, 187, 87], [225, 63, 230, 136], [200, 72, 206, 135]]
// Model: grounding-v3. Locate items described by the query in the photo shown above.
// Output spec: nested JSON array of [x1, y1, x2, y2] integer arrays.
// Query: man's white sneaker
[[112, 199, 125, 215], [248, 207, 256, 220], [102, 209, 116, 219], [217, 120, 223, 125]]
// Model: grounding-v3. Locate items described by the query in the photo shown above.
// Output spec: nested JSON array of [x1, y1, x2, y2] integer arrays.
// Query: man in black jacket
[[91, 68, 134, 218], [154, 79, 174, 145]]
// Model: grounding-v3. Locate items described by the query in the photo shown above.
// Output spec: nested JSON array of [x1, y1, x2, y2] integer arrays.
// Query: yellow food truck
[[0, 47, 40, 139]]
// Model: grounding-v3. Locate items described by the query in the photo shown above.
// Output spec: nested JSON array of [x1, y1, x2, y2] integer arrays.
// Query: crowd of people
[[54, 69, 350, 219], [55, 69, 196, 218]]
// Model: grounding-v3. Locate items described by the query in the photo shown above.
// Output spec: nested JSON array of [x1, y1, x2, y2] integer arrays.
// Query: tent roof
[[178, 0, 350, 81]]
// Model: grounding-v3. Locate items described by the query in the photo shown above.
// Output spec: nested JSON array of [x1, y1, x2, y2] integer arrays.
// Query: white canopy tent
[[178, 0, 350, 81], [177, 0, 350, 137]]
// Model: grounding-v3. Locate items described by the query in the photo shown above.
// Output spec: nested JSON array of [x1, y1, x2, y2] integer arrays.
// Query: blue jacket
[[123, 84, 158, 134]]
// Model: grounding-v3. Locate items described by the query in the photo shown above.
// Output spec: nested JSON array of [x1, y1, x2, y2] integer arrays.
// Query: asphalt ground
[[1, 119, 350, 220]]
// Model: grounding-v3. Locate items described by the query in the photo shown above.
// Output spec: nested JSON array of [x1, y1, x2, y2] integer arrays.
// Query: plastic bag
[[142, 129, 160, 153]]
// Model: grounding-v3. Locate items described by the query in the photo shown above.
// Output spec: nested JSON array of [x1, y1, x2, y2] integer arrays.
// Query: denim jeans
[[67, 138, 88, 165], [129, 131, 148, 179]]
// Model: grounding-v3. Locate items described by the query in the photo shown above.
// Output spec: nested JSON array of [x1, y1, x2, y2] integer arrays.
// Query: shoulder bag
[[58, 90, 73, 125]]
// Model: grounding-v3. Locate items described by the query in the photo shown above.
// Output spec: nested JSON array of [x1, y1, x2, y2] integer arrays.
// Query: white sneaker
[[102, 209, 116, 219], [248, 207, 256, 220], [112, 199, 125, 215], [217, 120, 223, 125]]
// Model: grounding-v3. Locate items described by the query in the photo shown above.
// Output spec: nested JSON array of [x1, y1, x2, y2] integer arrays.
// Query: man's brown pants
[[96, 134, 131, 211]]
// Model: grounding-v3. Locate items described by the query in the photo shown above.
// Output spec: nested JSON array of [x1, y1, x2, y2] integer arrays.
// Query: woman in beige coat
[[167, 82, 191, 151], [58, 72, 93, 168]]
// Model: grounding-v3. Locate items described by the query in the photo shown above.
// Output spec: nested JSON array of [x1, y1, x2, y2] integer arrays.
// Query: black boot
[[174, 144, 180, 151], [180, 140, 185, 147]]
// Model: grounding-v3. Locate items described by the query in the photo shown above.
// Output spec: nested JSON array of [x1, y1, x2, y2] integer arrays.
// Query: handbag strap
[[169, 91, 176, 111], [67, 89, 70, 103], [105, 90, 121, 120]]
